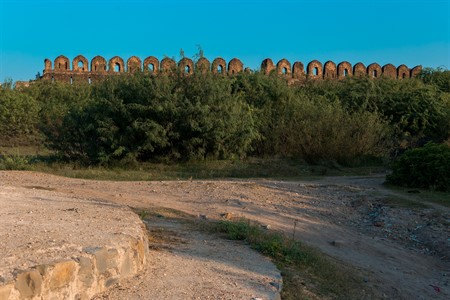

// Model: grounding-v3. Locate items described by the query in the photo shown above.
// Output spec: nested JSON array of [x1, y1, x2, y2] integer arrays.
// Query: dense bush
[[2, 69, 449, 166], [49, 73, 258, 164], [386, 143, 450, 191], [0, 86, 40, 144]]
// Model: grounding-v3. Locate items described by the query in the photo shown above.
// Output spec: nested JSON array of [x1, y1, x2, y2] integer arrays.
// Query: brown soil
[[1, 171, 449, 299]]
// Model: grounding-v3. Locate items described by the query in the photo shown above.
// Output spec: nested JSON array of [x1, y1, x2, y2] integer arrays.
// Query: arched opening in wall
[[148, 64, 154, 72], [184, 65, 190, 73], [114, 63, 120, 72], [313, 67, 318, 76], [65, 62, 68, 70], [372, 70, 378, 78], [402, 73, 406, 79], [78, 61, 84, 70], [70, 77, 73, 85], [94, 65, 97, 71], [282, 67, 287, 75], [218, 65, 223, 73], [344, 69, 349, 77], [51, 76, 54, 82]]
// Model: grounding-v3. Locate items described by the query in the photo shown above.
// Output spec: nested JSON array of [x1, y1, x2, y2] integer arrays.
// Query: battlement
[[41, 55, 422, 84]]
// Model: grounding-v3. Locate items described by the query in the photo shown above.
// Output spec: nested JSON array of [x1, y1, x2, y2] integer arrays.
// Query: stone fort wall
[[41, 54, 422, 84]]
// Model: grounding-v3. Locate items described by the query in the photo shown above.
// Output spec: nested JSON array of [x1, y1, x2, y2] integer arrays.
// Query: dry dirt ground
[[1, 171, 449, 299]]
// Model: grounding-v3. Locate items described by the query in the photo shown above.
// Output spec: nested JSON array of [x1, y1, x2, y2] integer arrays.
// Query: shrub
[[0, 88, 40, 144], [386, 143, 450, 191]]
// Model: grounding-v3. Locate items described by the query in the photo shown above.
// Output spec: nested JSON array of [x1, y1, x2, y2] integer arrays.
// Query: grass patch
[[0, 150, 387, 182], [382, 184, 450, 208], [379, 195, 430, 209], [134, 207, 377, 299], [204, 219, 377, 299]]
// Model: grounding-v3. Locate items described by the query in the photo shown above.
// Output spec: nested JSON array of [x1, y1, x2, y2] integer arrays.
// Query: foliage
[[2, 71, 449, 166], [0, 87, 40, 143], [386, 143, 450, 191], [46, 73, 258, 164], [420, 67, 450, 93]]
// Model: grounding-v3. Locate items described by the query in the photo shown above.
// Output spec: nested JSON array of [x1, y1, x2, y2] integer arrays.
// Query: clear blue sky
[[0, 0, 449, 81]]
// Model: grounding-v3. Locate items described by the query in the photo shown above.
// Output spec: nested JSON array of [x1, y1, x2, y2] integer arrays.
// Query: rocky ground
[[0, 171, 448, 299]]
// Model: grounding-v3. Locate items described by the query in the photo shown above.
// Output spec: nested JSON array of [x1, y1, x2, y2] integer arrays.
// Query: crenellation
[[261, 58, 275, 75], [195, 57, 211, 74], [212, 57, 226, 74], [397, 64, 410, 79], [73, 55, 89, 72], [179, 57, 194, 75], [40, 54, 423, 84], [127, 56, 142, 73], [160, 57, 176, 73], [228, 58, 243, 74], [337, 61, 352, 79], [143, 56, 159, 74], [292, 61, 305, 79], [276, 59, 291, 76], [382, 64, 397, 79], [54, 55, 70, 72], [323, 61, 337, 79], [109, 56, 125, 73], [307, 60, 323, 79], [353, 62, 366, 77], [367, 63, 382, 78], [91, 56, 107, 73]]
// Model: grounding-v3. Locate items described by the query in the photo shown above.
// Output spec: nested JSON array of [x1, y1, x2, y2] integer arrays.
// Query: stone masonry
[[40, 55, 422, 84]]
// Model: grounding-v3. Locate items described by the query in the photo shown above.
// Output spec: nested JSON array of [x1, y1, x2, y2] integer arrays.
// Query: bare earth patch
[[0, 171, 448, 299]]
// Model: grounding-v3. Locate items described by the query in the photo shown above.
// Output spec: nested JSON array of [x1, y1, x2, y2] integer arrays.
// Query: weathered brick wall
[[39, 54, 423, 84]]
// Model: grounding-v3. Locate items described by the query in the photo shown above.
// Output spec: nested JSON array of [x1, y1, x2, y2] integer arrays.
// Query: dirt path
[[1, 171, 448, 299], [93, 216, 282, 300]]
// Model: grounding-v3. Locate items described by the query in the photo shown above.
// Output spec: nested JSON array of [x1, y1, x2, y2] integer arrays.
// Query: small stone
[[330, 240, 344, 247], [221, 212, 233, 220], [373, 221, 385, 227]]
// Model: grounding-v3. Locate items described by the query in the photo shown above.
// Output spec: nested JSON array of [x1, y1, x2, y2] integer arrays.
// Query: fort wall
[[41, 55, 422, 84]]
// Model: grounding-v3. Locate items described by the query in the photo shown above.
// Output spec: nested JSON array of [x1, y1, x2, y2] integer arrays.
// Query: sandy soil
[[93, 217, 282, 300], [0, 171, 448, 299]]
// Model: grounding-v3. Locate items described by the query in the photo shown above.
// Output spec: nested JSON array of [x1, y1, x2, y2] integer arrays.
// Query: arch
[[353, 62, 366, 77], [276, 59, 291, 76], [109, 56, 125, 73], [72, 55, 88, 72], [91, 56, 107, 73], [54, 55, 70, 72], [228, 58, 243, 75], [292, 61, 305, 79], [44, 59, 52, 72], [212, 57, 226, 74], [410, 65, 422, 78], [337, 61, 352, 79], [178, 57, 194, 75], [306, 60, 323, 79], [382, 64, 397, 78], [160, 57, 176, 74], [323, 60, 337, 79], [367, 63, 382, 78], [397, 64, 410, 79], [195, 57, 211, 74], [261, 58, 275, 75], [143, 56, 159, 74], [127, 56, 142, 73]]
